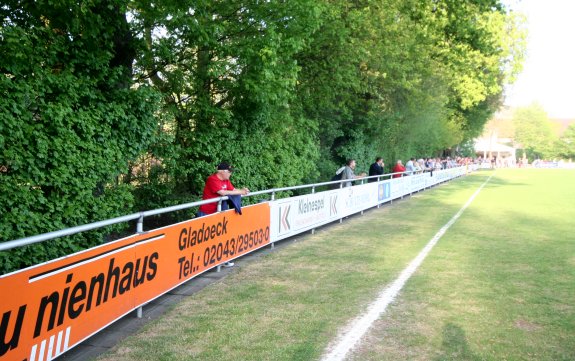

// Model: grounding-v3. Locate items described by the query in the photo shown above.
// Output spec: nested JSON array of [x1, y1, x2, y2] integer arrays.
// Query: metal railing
[[0, 169, 443, 252], [0, 174, 364, 251]]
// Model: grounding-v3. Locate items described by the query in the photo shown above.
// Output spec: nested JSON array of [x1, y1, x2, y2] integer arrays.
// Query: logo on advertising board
[[279, 205, 291, 232], [344, 187, 354, 208], [343, 186, 372, 210], [329, 194, 338, 217], [378, 182, 391, 201]]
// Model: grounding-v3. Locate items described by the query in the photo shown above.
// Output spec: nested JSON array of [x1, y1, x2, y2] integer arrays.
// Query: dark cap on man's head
[[217, 162, 234, 172]]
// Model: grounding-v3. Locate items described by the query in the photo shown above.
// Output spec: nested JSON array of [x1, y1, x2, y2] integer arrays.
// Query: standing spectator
[[417, 158, 425, 172], [405, 157, 416, 175], [425, 158, 434, 171], [368, 157, 385, 183], [435, 158, 442, 171], [392, 160, 406, 178], [341, 159, 366, 187], [425, 158, 435, 176], [414, 160, 422, 173], [197, 162, 250, 267]]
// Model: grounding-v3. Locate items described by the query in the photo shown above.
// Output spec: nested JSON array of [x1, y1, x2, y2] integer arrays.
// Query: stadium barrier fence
[[0, 164, 477, 361]]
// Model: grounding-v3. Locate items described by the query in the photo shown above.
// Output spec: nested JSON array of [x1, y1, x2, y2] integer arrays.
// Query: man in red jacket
[[197, 162, 250, 267], [198, 162, 250, 216], [392, 160, 406, 178]]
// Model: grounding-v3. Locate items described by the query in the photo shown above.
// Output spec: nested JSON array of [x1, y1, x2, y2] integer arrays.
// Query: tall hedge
[[0, 1, 158, 272]]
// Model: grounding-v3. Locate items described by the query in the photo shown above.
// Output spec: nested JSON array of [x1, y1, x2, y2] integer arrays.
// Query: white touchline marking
[[320, 174, 494, 361]]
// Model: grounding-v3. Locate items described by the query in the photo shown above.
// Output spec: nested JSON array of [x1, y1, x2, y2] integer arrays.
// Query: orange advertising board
[[0, 203, 270, 361]]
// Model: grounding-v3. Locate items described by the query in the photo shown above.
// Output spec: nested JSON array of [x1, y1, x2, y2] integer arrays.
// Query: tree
[[130, 0, 322, 195], [0, 0, 159, 271], [557, 123, 575, 160], [293, 0, 526, 173], [513, 103, 557, 160]]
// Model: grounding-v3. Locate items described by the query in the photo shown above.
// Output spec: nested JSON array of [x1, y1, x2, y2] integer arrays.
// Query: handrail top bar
[[0, 213, 142, 252], [140, 197, 230, 217], [2, 196, 236, 251]]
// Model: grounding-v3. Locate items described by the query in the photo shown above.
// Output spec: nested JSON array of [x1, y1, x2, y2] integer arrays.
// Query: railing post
[[270, 190, 275, 250], [339, 182, 343, 222], [216, 199, 223, 272], [136, 214, 144, 318], [137, 214, 144, 234], [311, 186, 316, 233], [377, 179, 381, 208]]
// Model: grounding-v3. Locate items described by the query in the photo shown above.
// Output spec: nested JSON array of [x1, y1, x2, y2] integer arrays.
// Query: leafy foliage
[[1, 0, 525, 273], [513, 103, 557, 160], [557, 124, 575, 160], [0, 0, 159, 272]]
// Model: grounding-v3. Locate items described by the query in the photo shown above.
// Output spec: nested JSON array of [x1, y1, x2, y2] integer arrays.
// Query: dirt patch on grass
[[514, 319, 541, 332]]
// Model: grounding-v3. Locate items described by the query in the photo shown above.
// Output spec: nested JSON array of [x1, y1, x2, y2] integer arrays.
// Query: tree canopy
[[513, 103, 574, 161], [1, 0, 526, 272]]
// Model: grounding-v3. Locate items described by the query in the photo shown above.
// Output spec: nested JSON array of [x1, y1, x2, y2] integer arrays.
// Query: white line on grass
[[320, 173, 494, 361]]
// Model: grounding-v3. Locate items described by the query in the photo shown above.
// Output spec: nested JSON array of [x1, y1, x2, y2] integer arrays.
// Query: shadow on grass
[[433, 323, 481, 361]]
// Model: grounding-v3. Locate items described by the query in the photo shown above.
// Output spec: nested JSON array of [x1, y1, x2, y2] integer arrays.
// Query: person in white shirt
[[405, 157, 416, 175]]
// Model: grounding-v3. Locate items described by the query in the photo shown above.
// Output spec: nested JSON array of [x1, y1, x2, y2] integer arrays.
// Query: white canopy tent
[[474, 138, 516, 159]]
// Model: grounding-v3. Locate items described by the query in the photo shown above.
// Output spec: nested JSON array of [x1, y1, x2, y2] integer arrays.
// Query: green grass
[[350, 169, 575, 361], [97, 169, 575, 361]]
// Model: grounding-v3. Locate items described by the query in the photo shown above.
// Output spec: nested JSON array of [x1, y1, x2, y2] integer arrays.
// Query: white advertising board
[[270, 191, 339, 241], [270, 182, 384, 242]]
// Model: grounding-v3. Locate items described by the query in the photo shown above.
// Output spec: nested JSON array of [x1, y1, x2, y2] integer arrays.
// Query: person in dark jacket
[[368, 157, 385, 183]]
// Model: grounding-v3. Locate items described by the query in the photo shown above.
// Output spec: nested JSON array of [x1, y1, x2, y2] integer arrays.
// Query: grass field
[[97, 169, 575, 361]]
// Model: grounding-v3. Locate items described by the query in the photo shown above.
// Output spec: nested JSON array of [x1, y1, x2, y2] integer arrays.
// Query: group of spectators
[[478, 156, 570, 169], [391, 157, 474, 178], [333, 156, 476, 185], [197, 155, 476, 226]]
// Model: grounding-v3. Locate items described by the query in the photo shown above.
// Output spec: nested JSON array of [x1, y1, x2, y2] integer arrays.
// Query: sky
[[503, 0, 575, 119]]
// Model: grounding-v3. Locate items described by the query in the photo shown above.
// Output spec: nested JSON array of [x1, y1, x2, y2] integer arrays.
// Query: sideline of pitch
[[320, 173, 494, 361]]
